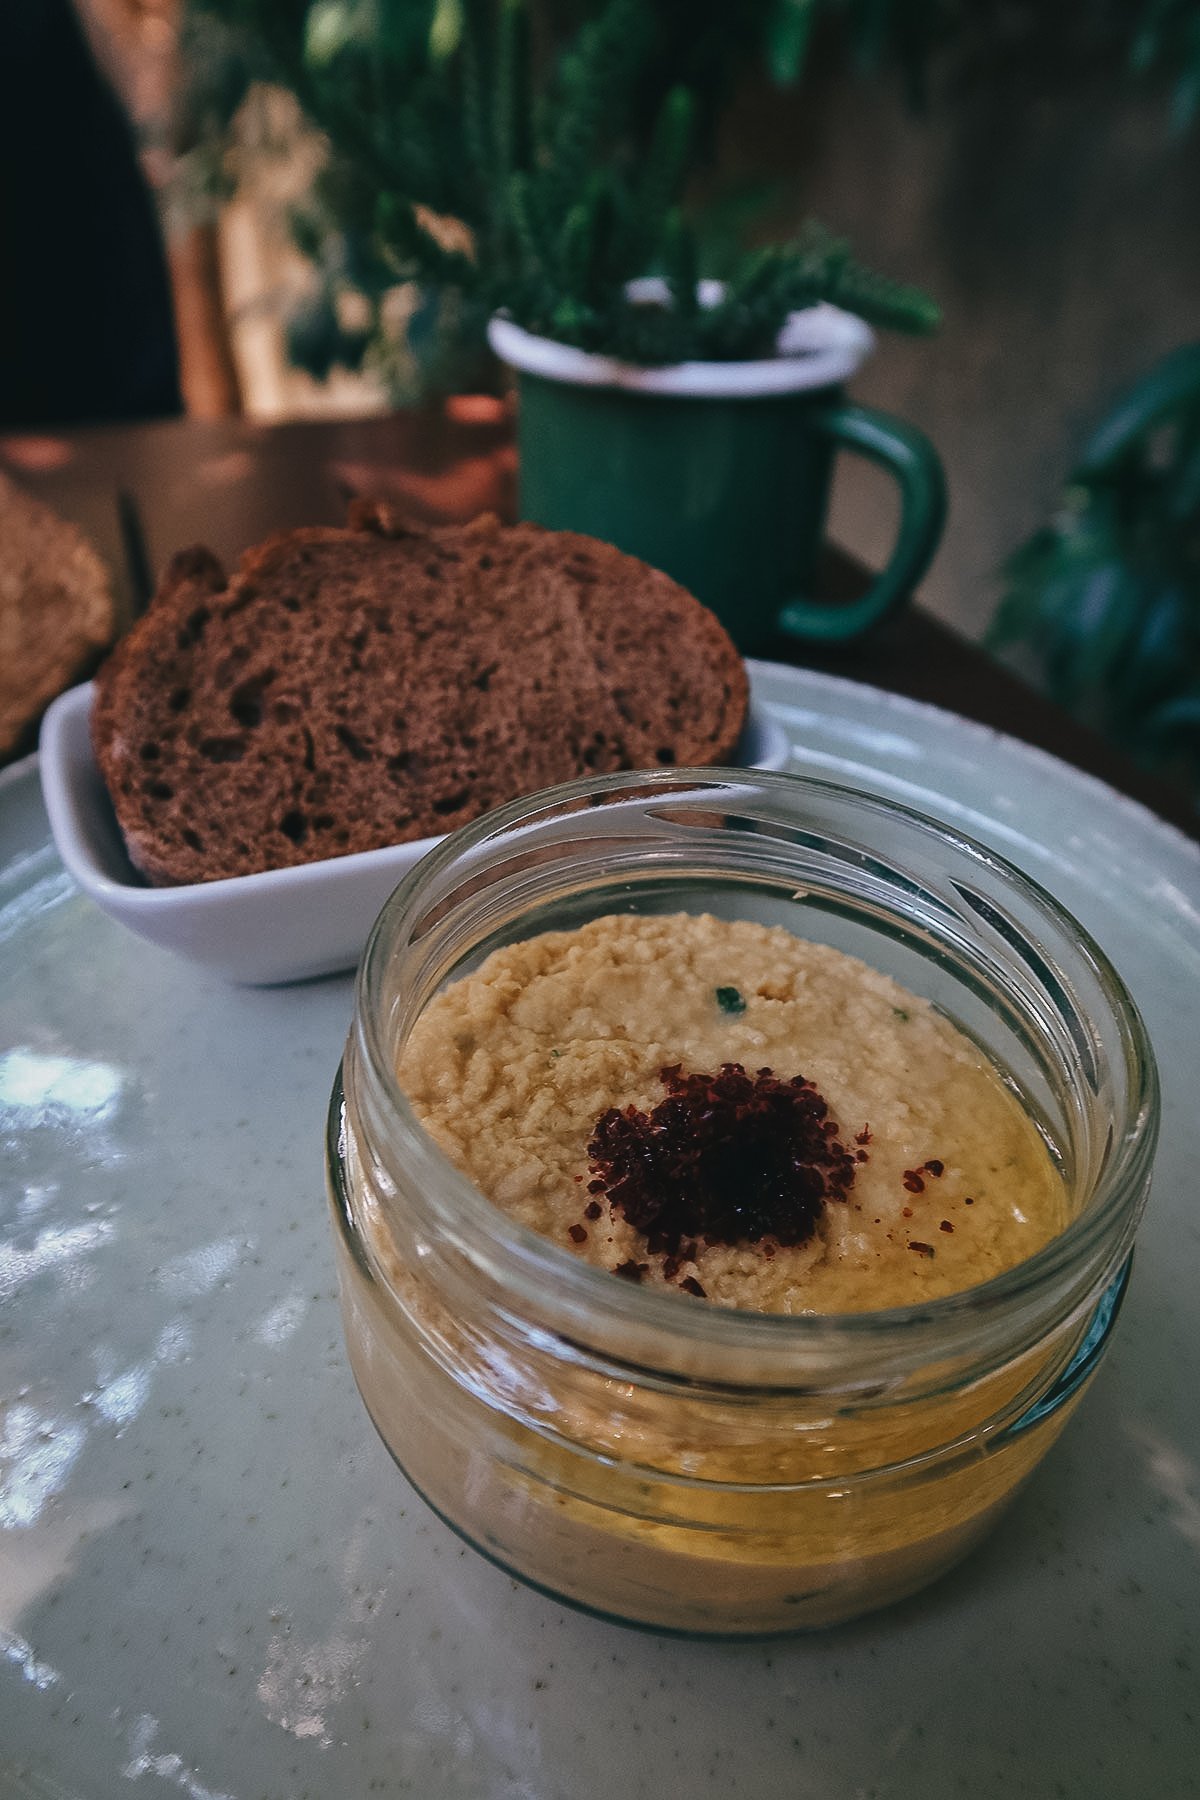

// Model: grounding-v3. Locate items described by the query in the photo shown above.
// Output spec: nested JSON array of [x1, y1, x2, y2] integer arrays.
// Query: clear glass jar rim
[[350, 767, 1160, 1359]]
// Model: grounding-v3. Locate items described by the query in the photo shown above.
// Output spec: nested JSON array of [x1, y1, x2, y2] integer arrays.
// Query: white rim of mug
[[487, 291, 876, 397]]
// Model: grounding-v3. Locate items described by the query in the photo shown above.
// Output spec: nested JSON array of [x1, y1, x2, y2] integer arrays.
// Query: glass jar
[[326, 770, 1159, 1634]]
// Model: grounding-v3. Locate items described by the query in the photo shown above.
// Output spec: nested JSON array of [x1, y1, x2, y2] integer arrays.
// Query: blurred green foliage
[[760, 0, 1200, 126], [179, 0, 1200, 399], [989, 347, 1200, 804]]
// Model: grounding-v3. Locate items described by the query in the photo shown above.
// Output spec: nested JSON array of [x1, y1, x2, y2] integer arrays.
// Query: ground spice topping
[[586, 1063, 858, 1260]]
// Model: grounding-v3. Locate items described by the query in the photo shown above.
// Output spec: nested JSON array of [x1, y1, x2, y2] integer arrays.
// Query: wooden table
[[3, 406, 1195, 838]]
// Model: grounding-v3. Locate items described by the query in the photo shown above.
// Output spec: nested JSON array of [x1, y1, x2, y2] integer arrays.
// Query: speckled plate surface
[[3, 662, 1198, 1800]]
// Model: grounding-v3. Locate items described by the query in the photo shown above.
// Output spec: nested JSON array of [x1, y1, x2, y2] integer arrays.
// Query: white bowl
[[38, 676, 792, 985]]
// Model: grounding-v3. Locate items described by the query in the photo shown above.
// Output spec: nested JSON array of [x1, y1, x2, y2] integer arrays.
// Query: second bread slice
[[91, 509, 749, 884]]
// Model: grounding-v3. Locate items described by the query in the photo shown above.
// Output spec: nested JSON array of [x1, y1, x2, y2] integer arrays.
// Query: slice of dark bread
[[1, 470, 115, 759], [91, 509, 749, 885]]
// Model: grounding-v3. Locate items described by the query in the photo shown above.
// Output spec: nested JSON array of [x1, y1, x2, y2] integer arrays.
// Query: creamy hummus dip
[[399, 912, 1064, 1311]]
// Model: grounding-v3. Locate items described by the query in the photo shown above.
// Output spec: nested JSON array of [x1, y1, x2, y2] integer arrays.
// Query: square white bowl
[[38, 674, 791, 984]]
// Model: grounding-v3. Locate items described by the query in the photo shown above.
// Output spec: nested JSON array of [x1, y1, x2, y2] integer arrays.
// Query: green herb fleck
[[716, 986, 746, 1015], [549, 1049, 562, 1060], [893, 1007, 910, 1022]]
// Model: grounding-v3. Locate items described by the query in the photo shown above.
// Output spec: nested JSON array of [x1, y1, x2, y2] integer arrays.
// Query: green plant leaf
[[556, 175, 619, 306], [428, 0, 462, 62], [1115, 581, 1196, 717], [990, 341, 1200, 802], [541, 0, 652, 225], [766, 0, 818, 85], [495, 0, 532, 187], [628, 86, 696, 272], [1145, 688, 1200, 741], [304, 0, 372, 70], [661, 208, 699, 321], [504, 170, 549, 284], [458, 0, 492, 190]]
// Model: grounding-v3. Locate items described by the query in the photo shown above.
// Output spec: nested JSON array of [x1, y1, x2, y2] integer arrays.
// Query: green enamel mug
[[489, 306, 946, 653]]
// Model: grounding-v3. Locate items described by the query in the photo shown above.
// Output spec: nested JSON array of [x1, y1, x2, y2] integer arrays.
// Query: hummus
[[331, 912, 1100, 1631], [398, 912, 1065, 1311]]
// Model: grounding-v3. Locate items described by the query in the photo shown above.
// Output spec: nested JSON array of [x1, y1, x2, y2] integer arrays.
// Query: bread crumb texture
[[399, 913, 1066, 1313], [91, 511, 748, 883], [0, 471, 115, 758]]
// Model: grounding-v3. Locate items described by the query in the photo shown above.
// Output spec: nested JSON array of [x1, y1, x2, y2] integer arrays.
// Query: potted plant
[[184, 0, 946, 647]]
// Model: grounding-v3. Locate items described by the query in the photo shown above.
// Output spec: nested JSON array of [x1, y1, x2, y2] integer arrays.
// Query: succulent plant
[[184, 0, 938, 393]]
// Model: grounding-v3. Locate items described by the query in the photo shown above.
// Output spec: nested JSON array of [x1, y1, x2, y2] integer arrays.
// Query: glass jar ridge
[[328, 769, 1159, 1632]]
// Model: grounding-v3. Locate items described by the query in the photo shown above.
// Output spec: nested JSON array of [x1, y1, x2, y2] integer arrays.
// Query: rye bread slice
[[0, 471, 116, 759], [91, 509, 749, 885]]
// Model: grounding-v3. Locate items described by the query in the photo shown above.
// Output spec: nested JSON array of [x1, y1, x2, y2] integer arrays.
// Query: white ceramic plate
[[37, 676, 791, 984], [3, 663, 1198, 1800]]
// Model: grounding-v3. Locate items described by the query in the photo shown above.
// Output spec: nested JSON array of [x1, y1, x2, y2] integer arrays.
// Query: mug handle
[[776, 402, 947, 645]]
